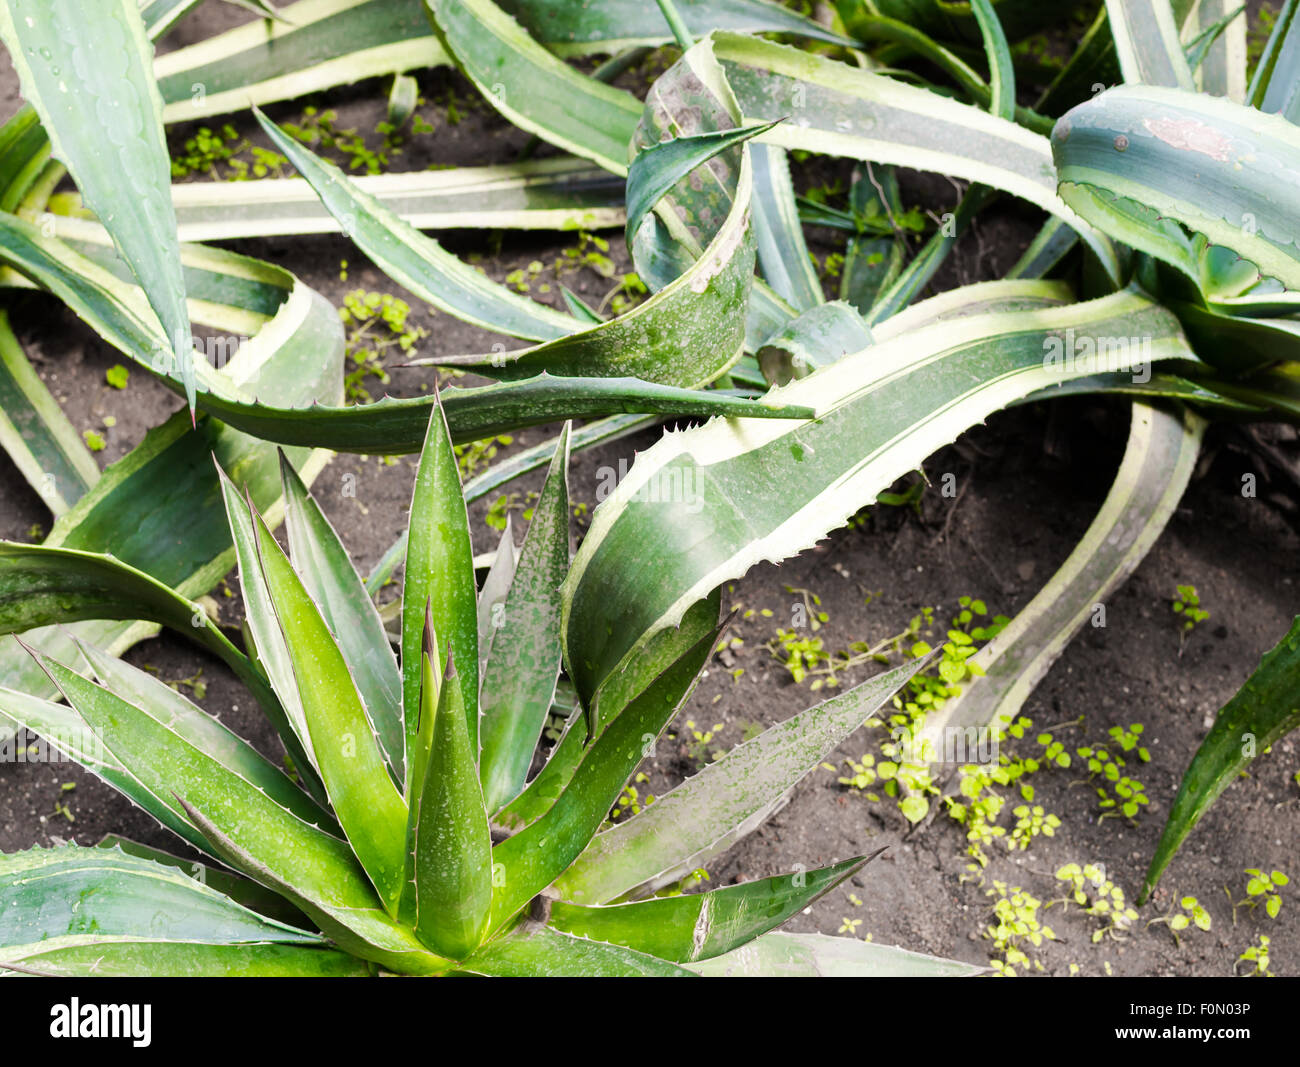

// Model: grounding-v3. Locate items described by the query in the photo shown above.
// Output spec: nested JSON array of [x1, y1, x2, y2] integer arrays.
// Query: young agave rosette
[[0, 400, 974, 977]]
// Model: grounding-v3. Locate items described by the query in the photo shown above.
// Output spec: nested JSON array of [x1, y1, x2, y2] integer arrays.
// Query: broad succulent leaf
[[0, 311, 98, 514], [685, 931, 989, 977], [561, 288, 1194, 701], [413, 650, 493, 957], [280, 451, 405, 781], [478, 423, 571, 814], [1053, 85, 1300, 291], [249, 502, 409, 912], [456, 921, 693, 977], [0, 0, 195, 412], [554, 658, 927, 903], [1141, 616, 1300, 902], [548, 855, 871, 963], [0, 844, 338, 977], [488, 619, 724, 930], [403, 401, 479, 760], [916, 403, 1204, 756]]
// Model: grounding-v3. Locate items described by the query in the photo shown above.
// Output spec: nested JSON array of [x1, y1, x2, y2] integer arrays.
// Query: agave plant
[[0, 0, 814, 708], [0, 400, 986, 976], [2, 0, 1299, 977]]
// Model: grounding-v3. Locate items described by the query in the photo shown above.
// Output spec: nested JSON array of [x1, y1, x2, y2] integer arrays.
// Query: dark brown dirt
[[1, 3, 1297, 978]]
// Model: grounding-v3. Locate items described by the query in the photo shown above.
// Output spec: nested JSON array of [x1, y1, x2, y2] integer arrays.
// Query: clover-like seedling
[[1236, 934, 1273, 977], [1148, 895, 1212, 946], [1171, 584, 1209, 653], [1107, 723, 1150, 762], [1010, 804, 1061, 850], [984, 881, 1055, 974], [1236, 868, 1289, 920]]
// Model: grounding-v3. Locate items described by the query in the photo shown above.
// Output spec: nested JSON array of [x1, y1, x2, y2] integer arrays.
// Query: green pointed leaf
[[19, 649, 411, 958], [707, 32, 1120, 283], [7, 940, 372, 977], [280, 451, 404, 780], [427, 0, 645, 175], [0, 540, 270, 708], [917, 403, 1204, 757], [1141, 616, 1300, 902], [0, 0, 194, 411], [76, 639, 337, 836], [493, 698, 586, 834], [0, 310, 99, 515], [624, 121, 778, 250], [250, 504, 408, 912], [1105, 0, 1196, 89], [488, 618, 723, 931], [585, 591, 724, 742], [479, 424, 570, 814], [403, 402, 478, 761], [1, 643, 334, 854], [414, 651, 493, 958], [366, 414, 656, 598], [177, 794, 450, 975], [95, 834, 312, 930], [685, 930, 988, 976], [254, 109, 577, 342], [216, 463, 322, 795], [549, 855, 870, 962], [555, 658, 925, 904], [0, 679, 206, 851], [165, 156, 625, 243], [1052, 85, 1300, 290], [457, 920, 691, 976], [561, 288, 1190, 703], [186, 373, 815, 455], [0, 844, 321, 966], [402, 609, 440, 920]]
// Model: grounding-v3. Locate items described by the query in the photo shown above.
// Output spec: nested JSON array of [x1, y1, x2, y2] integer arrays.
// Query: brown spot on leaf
[[1142, 117, 1232, 162]]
